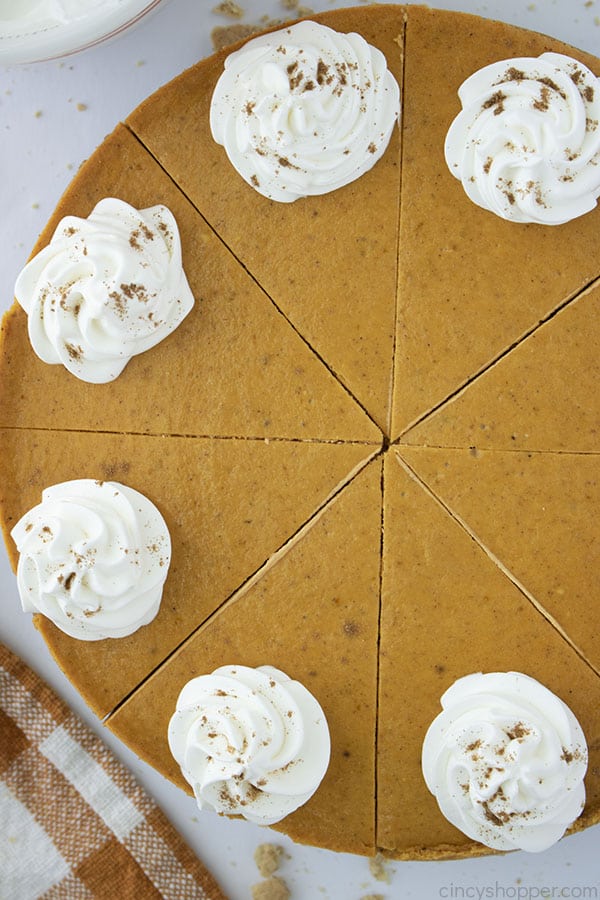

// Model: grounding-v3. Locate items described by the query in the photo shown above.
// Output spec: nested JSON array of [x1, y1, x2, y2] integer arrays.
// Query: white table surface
[[1, 1, 600, 898]]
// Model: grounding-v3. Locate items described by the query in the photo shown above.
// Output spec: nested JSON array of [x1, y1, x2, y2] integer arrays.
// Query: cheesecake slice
[[108, 459, 383, 856], [0, 426, 375, 716], [391, 6, 600, 438], [379, 449, 600, 857]]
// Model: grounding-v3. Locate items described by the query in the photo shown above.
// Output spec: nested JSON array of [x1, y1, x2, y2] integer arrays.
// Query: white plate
[[0, 0, 168, 64]]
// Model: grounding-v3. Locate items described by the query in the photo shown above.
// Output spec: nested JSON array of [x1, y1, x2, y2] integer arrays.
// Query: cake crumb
[[361, 895, 385, 900], [34, 109, 42, 118], [211, 23, 263, 50], [281, 0, 313, 13], [76, 102, 88, 112], [213, 0, 245, 17], [254, 843, 284, 878], [368, 853, 393, 883], [251, 875, 290, 900]]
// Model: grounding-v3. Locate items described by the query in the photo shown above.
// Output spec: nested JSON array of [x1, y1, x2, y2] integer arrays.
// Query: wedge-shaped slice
[[127, 6, 405, 431], [379, 450, 600, 858], [398, 445, 600, 677], [107, 458, 383, 856], [391, 7, 600, 438], [403, 280, 600, 452], [0, 125, 379, 444], [0, 427, 376, 717]]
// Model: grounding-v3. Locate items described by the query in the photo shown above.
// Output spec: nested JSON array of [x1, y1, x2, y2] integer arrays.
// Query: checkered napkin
[[0, 642, 226, 900]]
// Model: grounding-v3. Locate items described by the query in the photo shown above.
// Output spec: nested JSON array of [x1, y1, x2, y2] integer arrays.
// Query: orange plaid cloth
[[0, 641, 226, 900]]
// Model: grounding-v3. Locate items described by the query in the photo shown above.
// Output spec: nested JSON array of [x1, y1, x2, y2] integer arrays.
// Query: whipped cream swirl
[[422, 672, 588, 852], [11, 479, 171, 641], [15, 198, 194, 382], [168, 664, 331, 824], [445, 53, 600, 224], [210, 20, 400, 202]]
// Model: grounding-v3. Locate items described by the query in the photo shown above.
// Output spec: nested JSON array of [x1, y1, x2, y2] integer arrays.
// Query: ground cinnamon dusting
[[482, 90, 507, 115], [129, 229, 142, 250], [317, 59, 331, 85], [506, 722, 530, 740], [64, 342, 83, 361], [63, 572, 76, 591], [504, 66, 525, 81], [537, 75, 566, 100], [533, 85, 551, 112], [481, 800, 506, 826]]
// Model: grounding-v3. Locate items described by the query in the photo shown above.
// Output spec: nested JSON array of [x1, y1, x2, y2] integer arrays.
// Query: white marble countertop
[[1, 1, 600, 897]]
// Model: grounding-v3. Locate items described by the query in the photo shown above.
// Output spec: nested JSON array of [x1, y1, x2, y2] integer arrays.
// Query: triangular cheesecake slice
[[397, 445, 600, 676], [378, 450, 600, 857], [0, 426, 376, 717], [402, 279, 600, 453], [107, 458, 383, 856], [0, 125, 379, 444], [391, 6, 600, 438], [126, 6, 406, 431]]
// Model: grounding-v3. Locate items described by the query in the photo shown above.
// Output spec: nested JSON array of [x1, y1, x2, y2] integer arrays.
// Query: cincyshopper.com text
[[439, 884, 599, 900]]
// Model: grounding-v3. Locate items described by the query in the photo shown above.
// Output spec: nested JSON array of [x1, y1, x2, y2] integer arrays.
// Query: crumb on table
[[368, 852, 393, 883], [211, 23, 264, 50], [254, 843, 284, 878], [251, 875, 291, 900], [281, 0, 314, 13], [212, 1, 245, 17]]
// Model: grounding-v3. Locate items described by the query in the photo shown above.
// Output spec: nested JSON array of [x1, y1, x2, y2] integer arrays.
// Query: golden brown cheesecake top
[[0, 4, 599, 860]]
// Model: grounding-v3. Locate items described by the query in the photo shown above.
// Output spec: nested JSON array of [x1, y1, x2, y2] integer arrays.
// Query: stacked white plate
[[0, 0, 167, 64]]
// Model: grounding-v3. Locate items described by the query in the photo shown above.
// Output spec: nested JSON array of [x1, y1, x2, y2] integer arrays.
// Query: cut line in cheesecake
[[395, 448, 600, 682]]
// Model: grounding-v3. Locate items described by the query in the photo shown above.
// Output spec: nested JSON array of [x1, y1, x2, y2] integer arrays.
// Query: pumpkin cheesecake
[[1, 3, 599, 860]]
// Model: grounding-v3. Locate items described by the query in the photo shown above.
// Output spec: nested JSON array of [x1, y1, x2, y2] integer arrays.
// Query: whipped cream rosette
[[210, 20, 400, 202], [11, 479, 171, 640], [446, 53, 600, 224], [168, 664, 331, 824], [15, 198, 194, 382], [422, 672, 588, 852]]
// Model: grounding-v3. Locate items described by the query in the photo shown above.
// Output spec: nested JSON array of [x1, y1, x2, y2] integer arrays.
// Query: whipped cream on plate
[[446, 53, 600, 224], [11, 479, 171, 640], [210, 19, 400, 202], [15, 198, 194, 383], [422, 671, 588, 852], [168, 664, 331, 824]]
